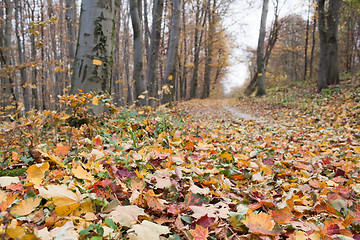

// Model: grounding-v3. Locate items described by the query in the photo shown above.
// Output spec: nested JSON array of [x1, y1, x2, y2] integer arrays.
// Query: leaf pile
[[0, 76, 360, 239]]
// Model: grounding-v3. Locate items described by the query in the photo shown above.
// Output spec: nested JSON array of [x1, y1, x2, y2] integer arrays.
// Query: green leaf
[[105, 217, 118, 230], [79, 224, 94, 235]]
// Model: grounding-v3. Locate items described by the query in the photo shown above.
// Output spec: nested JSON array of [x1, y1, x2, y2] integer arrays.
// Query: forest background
[[0, 0, 359, 115]]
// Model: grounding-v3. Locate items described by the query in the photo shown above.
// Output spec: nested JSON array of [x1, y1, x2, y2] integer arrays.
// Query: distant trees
[[243, 0, 359, 95], [0, 0, 234, 115]]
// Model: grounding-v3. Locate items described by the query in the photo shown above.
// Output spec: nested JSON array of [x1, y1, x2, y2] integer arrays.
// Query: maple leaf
[[54, 143, 71, 157], [271, 207, 293, 225], [190, 225, 209, 240], [243, 210, 281, 235], [108, 205, 149, 227]]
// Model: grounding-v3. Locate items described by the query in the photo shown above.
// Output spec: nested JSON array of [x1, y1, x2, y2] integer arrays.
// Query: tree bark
[[201, 0, 215, 99], [14, 0, 30, 112], [130, 0, 147, 106], [147, 0, 164, 107], [255, 0, 269, 96], [70, 0, 117, 114], [162, 0, 182, 104], [190, 1, 207, 99], [326, 0, 341, 85]]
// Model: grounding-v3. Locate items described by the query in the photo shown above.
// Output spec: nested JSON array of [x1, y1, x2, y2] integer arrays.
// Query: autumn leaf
[[54, 143, 71, 157], [190, 225, 209, 240], [72, 165, 94, 182], [26, 162, 50, 188], [10, 196, 42, 216], [243, 210, 281, 235], [39, 184, 83, 215], [128, 220, 170, 240], [92, 96, 99, 105], [93, 59, 102, 65], [271, 207, 292, 225], [109, 205, 149, 227]]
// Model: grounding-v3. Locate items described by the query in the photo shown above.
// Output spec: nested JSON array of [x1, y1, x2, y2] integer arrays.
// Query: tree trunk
[[309, 16, 316, 79], [65, 0, 76, 61], [14, 0, 30, 112], [123, 10, 133, 105], [190, 1, 206, 99], [326, 0, 341, 85], [130, 0, 147, 106], [181, 0, 187, 100], [255, 0, 268, 96], [162, 0, 182, 104], [147, 0, 164, 107], [304, 5, 310, 81], [317, 0, 329, 90], [201, 0, 215, 99], [70, 0, 117, 114]]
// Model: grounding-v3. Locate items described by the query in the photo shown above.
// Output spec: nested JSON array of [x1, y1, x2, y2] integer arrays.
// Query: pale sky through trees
[[223, 0, 312, 93]]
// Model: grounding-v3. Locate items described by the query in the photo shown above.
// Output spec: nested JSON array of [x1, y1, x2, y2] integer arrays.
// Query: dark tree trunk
[[256, 0, 269, 96], [130, 0, 147, 106], [147, 0, 164, 107], [162, 0, 182, 104], [326, 0, 341, 85], [317, 0, 328, 90], [201, 0, 215, 99], [309, 16, 316, 79]]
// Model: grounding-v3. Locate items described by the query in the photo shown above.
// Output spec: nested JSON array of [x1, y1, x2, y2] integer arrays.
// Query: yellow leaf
[[72, 165, 94, 182], [6, 220, 26, 239], [92, 96, 99, 106], [258, 73, 263, 76], [10, 197, 42, 216], [168, 75, 173, 80], [355, 146, 360, 154], [138, 95, 146, 99], [39, 185, 83, 216], [12, 151, 20, 162], [93, 59, 102, 65], [26, 162, 50, 188]]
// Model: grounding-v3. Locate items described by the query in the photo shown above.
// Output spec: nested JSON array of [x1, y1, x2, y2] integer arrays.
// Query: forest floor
[[0, 72, 360, 240]]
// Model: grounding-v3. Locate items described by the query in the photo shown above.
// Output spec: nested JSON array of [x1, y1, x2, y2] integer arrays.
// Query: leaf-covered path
[[0, 77, 360, 239]]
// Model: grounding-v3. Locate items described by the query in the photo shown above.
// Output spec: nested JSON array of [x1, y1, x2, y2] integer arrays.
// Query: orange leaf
[[243, 211, 281, 235], [54, 144, 71, 157], [190, 225, 209, 240], [271, 207, 293, 225]]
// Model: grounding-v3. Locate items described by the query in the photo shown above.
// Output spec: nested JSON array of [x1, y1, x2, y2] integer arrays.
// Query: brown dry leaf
[[189, 202, 230, 219], [0, 176, 20, 187], [108, 205, 148, 227], [10, 196, 42, 216], [38, 184, 83, 216], [128, 220, 170, 240]]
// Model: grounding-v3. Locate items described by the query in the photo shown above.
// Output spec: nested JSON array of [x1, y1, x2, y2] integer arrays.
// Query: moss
[[0, 168, 27, 177]]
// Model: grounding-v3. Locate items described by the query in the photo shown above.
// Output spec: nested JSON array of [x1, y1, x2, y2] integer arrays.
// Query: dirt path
[[178, 99, 265, 123]]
